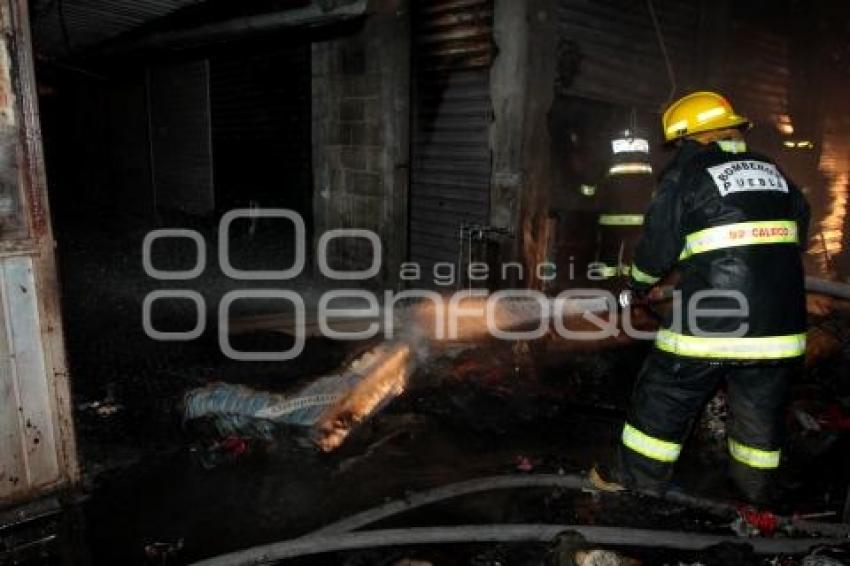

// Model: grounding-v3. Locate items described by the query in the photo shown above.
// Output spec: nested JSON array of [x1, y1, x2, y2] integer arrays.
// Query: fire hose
[[189, 474, 850, 565], [806, 276, 850, 300], [190, 524, 848, 565], [621, 276, 850, 309], [308, 474, 850, 539], [191, 279, 850, 564]]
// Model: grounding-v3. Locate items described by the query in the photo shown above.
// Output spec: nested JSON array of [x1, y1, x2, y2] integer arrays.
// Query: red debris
[[515, 455, 534, 472], [818, 405, 850, 431], [738, 506, 779, 536], [219, 436, 249, 457]]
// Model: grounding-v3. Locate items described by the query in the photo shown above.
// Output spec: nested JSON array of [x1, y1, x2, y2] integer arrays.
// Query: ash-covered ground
[[38, 216, 850, 565]]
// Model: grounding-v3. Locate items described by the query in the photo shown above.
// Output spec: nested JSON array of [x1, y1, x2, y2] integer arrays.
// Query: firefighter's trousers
[[619, 350, 795, 504]]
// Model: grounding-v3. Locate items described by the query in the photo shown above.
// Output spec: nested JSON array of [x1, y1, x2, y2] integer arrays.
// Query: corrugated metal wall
[[148, 60, 215, 215], [555, 0, 793, 125], [719, 23, 790, 124], [408, 0, 494, 271], [31, 0, 208, 57], [1, 0, 77, 504], [108, 78, 155, 218], [210, 46, 312, 215], [0, 257, 61, 500], [555, 0, 700, 109]]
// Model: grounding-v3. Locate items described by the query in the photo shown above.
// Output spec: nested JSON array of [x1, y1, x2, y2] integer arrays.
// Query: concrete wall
[[488, 0, 557, 288], [312, 0, 557, 288], [489, 0, 527, 233], [312, 0, 410, 287]]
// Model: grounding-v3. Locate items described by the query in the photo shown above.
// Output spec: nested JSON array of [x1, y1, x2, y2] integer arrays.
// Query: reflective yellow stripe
[[630, 263, 660, 285], [599, 214, 645, 226], [595, 264, 634, 278], [655, 329, 806, 360], [622, 423, 681, 463], [728, 438, 780, 469], [717, 140, 747, 153], [609, 163, 653, 176], [679, 220, 798, 259], [598, 265, 619, 278]]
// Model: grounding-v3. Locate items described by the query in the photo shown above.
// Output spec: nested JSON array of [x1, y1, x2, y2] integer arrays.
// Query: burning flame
[[311, 295, 567, 451], [296, 288, 640, 452], [816, 172, 848, 272], [810, 132, 849, 274], [314, 344, 411, 452]]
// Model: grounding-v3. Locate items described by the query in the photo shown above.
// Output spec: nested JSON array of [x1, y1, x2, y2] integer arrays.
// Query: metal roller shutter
[[209, 46, 312, 215], [148, 60, 215, 215], [409, 0, 494, 273], [719, 24, 790, 123], [555, 0, 700, 109]]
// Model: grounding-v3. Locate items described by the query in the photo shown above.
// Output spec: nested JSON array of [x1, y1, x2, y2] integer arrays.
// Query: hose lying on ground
[[651, 277, 850, 304], [806, 276, 850, 300], [308, 474, 850, 539], [190, 524, 849, 565], [309, 474, 590, 535]]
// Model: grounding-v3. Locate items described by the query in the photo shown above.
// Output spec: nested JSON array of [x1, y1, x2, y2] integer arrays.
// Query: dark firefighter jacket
[[629, 139, 810, 362]]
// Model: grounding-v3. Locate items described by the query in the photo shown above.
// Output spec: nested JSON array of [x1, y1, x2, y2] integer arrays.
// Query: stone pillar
[[312, 0, 410, 287]]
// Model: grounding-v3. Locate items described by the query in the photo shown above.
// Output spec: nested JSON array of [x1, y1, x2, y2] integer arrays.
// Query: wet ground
[[2, 218, 849, 565]]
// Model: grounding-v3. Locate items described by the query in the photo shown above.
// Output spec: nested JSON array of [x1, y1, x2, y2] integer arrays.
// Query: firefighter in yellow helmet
[[661, 91, 751, 142], [598, 92, 810, 504]]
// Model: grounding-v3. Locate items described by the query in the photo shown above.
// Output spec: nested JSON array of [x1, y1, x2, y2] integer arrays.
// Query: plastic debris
[[802, 547, 850, 566], [144, 538, 183, 564], [818, 404, 850, 431], [515, 455, 534, 472], [795, 408, 823, 432], [733, 506, 778, 537], [546, 531, 640, 566], [183, 342, 413, 451], [575, 549, 638, 566], [192, 435, 254, 469], [78, 388, 123, 418]]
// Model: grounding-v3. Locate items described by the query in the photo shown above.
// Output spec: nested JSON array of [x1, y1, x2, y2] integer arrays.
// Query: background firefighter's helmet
[[662, 91, 751, 142]]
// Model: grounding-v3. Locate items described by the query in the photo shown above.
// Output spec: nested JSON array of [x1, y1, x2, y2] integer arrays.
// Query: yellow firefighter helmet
[[662, 91, 751, 142]]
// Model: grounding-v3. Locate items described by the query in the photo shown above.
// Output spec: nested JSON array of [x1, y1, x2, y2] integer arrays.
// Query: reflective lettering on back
[[706, 160, 789, 197]]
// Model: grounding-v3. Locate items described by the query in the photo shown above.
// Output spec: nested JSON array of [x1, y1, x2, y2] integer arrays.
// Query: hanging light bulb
[[608, 129, 653, 177], [776, 114, 795, 135]]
